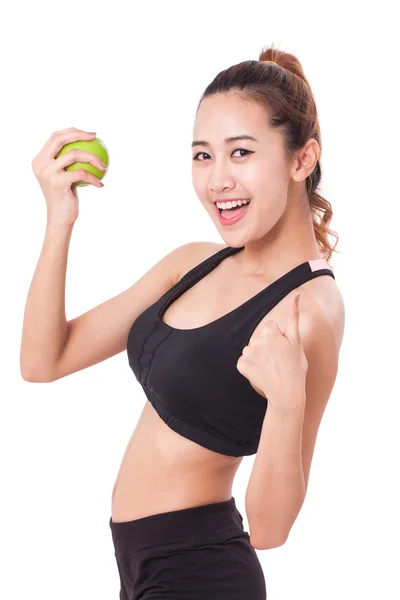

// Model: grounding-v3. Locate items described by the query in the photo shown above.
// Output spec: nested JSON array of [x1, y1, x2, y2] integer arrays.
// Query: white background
[[1, 1, 399, 598]]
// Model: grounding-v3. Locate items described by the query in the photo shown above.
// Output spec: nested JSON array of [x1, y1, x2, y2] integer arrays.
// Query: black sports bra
[[126, 245, 335, 457]]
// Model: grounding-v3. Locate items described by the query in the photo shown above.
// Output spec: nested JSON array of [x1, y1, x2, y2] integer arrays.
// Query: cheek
[[252, 169, 288, 226], [191, 168, 208, 200], [260, 175, 287, 206]]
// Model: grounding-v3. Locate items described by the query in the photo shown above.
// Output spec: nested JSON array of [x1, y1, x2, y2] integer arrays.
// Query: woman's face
[[191, 93, 293, 245]]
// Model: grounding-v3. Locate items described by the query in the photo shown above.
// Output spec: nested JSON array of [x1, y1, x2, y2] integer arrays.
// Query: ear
[[291, 138, 320, 183]]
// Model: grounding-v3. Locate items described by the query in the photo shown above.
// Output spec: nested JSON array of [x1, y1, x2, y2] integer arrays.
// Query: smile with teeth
[[216, 199, 251, 210]]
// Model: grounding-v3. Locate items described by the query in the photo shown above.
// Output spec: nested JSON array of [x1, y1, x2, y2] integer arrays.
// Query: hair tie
[[265, 60, 278, 65]]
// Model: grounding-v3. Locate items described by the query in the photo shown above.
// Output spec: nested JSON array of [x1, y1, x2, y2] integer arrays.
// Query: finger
[[60, 168, 104, 188], [283, 293, 300, 343], [260, 319, 282, 337], [43, 129, 97, 161], [53, 149, 107, 173], [41, 127, 91, 155]]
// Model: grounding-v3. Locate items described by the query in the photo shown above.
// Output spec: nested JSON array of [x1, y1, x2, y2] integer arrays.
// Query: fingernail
[[100, 162, 108, 170]]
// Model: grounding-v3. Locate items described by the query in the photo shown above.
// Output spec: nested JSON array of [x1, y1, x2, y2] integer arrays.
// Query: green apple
[[56, 137, 109, 187]]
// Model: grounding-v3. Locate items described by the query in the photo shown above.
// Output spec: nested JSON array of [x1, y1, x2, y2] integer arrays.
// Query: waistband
[[109, 496, 244, 555]]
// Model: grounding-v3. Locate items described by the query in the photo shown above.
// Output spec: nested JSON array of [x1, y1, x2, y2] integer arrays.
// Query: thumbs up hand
[[236, 293, 308, 409]]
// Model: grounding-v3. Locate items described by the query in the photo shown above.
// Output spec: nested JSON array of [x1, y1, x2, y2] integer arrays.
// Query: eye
[[192, 148, 254, 161]]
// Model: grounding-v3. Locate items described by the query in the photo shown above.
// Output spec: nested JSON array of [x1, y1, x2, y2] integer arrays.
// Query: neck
[[234, 193, 321, 278]]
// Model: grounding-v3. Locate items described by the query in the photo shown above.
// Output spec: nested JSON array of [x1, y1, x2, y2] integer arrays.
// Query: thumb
[[284, 293, 300, 344]]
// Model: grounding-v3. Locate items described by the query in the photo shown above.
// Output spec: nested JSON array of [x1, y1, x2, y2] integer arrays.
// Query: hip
[[109, 496, 266, 599]]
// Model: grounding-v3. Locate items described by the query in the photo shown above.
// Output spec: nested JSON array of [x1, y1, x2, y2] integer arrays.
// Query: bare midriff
[[111, 400, 243, 523]]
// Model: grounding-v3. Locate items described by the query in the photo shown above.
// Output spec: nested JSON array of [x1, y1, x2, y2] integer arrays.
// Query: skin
[[111, 93, 344, 542]]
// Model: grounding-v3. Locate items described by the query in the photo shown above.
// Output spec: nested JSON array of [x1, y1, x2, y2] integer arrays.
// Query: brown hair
[[196, 44, 338, 261]]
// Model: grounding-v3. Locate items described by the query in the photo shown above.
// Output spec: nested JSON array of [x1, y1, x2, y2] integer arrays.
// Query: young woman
[[21, 45, 345, 599]]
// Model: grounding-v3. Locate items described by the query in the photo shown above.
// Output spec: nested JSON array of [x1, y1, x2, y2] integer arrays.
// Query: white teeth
[[216, 199, 250, 209]]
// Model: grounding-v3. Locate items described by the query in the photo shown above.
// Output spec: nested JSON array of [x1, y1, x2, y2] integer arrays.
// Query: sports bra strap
[[177, 245, 240, 284], [242, 260, 334, 348]]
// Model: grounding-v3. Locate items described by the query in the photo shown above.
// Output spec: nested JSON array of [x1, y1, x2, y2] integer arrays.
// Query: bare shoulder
[[175, 241, 228, 282], [298, 271, 345, 351]]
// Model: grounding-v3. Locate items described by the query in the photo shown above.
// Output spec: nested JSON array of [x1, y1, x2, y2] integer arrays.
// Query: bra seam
[[134, 321, 160, 382], [149, 392, 250, 448], [144, 328, 173, 387]]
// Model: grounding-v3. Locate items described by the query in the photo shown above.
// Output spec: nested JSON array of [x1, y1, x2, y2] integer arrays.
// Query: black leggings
[[109, 496, 266, 599]]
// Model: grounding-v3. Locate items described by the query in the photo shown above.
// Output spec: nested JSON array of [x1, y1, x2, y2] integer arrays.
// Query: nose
[[208, 159, 236, 194], [208, 176, 236, 195]]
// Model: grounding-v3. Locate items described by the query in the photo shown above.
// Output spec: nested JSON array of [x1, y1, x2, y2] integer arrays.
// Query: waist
[[109, 496, 246, 555], [112, 456, 237, 520]]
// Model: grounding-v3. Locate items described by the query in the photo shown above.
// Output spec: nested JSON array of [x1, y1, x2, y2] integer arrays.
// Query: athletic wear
[[127, 245, 334, 457], [109, 496, 266, 599]]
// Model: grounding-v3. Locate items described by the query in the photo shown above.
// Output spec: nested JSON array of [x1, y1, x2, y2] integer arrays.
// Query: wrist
[[46, 220, 75, 236], [267, 386, 306, 412]]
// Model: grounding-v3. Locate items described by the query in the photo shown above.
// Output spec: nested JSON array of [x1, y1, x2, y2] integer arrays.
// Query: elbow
[[20, 366, 56, 383], [250, 529, 289, 550]]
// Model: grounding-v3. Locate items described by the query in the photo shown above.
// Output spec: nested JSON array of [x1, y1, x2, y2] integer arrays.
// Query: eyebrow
[[191, 134, 260, 149]]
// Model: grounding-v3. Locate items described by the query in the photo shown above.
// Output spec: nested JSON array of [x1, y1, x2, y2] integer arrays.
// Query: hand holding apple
[[31, 127, 108, 227]]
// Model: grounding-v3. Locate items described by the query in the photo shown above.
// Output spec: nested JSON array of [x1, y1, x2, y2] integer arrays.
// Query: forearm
[[245, 390, 307, 548], [20, 222, 74, 380]]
